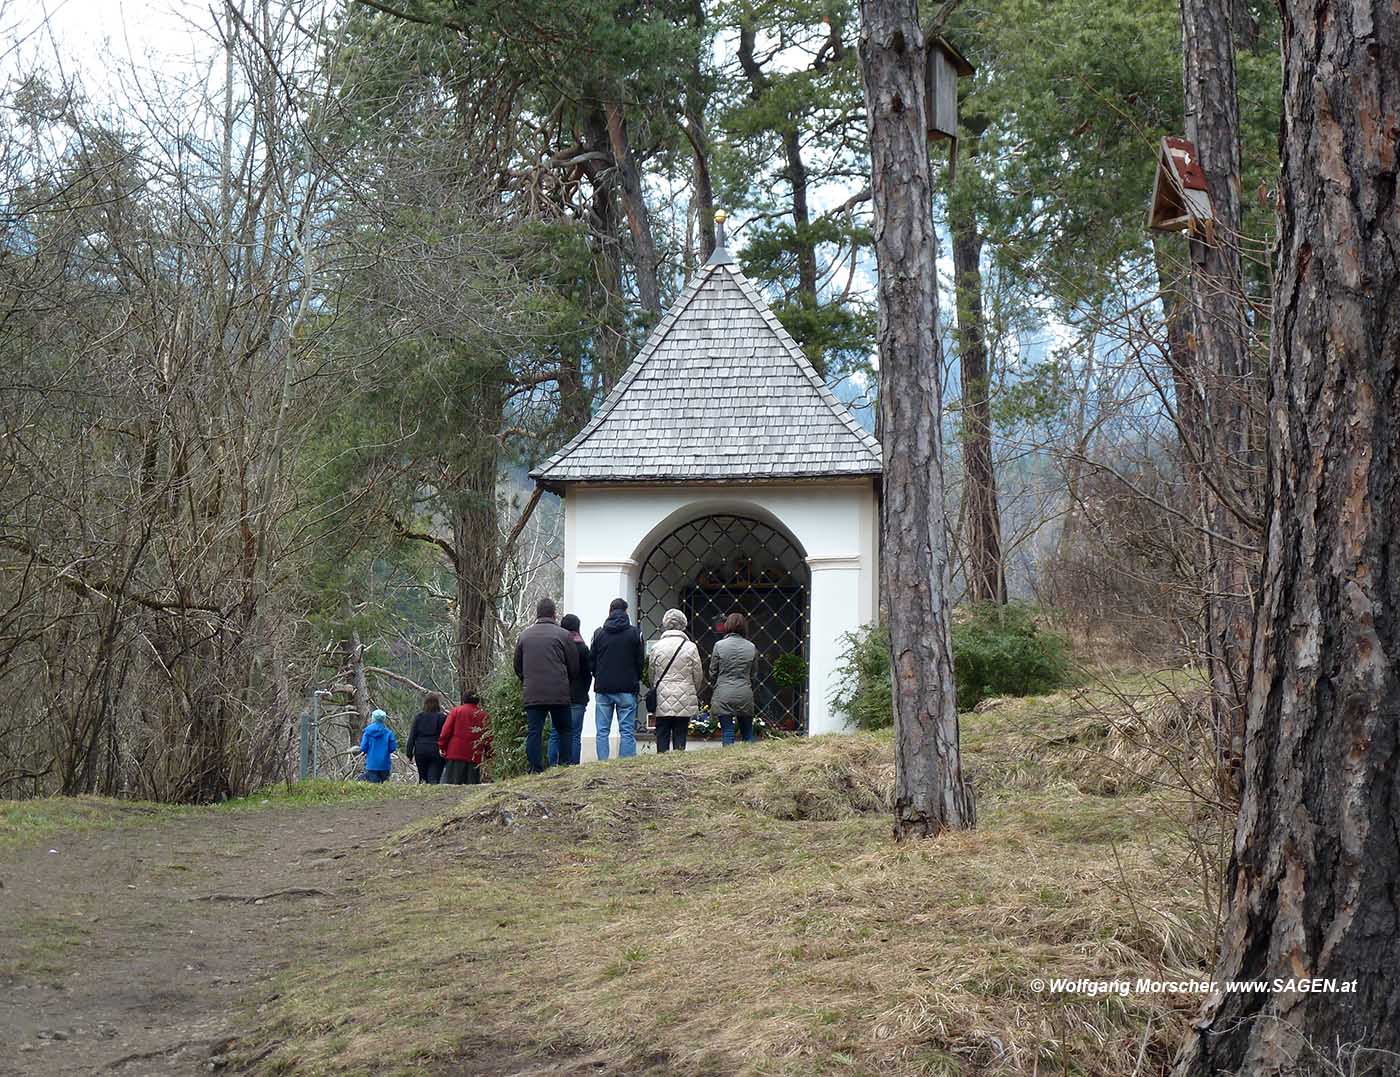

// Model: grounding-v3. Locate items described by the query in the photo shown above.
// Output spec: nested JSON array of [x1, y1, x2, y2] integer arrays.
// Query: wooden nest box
[[1148, 136, 1216, 238], [925, 35, 974, 141]]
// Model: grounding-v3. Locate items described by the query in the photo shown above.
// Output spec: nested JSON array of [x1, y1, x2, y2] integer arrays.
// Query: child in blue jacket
[[354, 709, 398, 782]]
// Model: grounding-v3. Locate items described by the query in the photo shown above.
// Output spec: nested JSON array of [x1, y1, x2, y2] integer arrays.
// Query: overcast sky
[[6, 0, 218, 90]]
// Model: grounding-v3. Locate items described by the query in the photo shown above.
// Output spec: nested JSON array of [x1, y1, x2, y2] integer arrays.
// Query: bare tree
[[0, 0, 345, 800]]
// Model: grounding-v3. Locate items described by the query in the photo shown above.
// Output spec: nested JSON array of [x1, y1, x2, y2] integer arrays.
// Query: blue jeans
[[719, 715, 754, 746], [358, 768, 390, 783], [526, 704, 573, 773], [548, 703, 587, 765], [594, 693, 637, 760]]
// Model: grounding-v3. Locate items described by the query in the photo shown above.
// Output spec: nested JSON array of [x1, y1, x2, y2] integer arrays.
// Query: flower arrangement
[[689, 710, 717, 738]]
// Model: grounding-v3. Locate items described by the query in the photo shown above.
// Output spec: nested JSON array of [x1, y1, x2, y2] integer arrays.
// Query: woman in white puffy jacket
[[647, 608, 705, 752]]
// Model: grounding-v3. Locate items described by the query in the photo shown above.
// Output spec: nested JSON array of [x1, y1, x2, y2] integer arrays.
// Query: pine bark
[[1172, 2, 1400, 1070], [950, 199, 1005, 606], [684, 0, 715, 265], [1180, 0, 1256, 784], [1151, 238, 1201, 480], [857, 0, 973, 838], [452, 416, 503, 697], [581, 107, 630, 393], [604, 101, 662, 318]]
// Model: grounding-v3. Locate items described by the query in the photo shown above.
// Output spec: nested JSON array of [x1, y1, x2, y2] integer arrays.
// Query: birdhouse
[[1148, 136, 1216, 239], [925, 35, 974, 141]]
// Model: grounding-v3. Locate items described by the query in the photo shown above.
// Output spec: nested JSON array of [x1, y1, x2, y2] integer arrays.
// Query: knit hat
[[371, 708, 387, 723], [662, 609, 687, 632]]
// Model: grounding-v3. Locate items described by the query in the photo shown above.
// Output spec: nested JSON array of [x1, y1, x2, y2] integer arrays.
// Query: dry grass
[[240, 673, 1226, 1076]]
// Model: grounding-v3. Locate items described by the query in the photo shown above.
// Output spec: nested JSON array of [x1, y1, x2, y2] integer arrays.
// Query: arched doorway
[[636, 514, 810, 732]]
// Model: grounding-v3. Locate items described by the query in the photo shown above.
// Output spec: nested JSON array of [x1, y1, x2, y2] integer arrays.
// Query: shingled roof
[[530, 244, 882, 489]]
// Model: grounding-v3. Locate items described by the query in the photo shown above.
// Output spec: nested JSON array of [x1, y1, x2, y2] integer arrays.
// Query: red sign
[[1164, 136, 1209, 192]]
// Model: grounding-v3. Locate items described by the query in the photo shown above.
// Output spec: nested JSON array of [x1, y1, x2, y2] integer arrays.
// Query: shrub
[[830, 625, 894, 730], [482, 655, 527, 780], [771, 652, 808, 690], [953, 603, 1071, 709], [830, 606, 1072, 727]]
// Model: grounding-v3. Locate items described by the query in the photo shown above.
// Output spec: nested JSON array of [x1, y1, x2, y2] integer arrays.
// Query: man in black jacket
[[514, 597, 580, 773], [590, 597, 645, 760]]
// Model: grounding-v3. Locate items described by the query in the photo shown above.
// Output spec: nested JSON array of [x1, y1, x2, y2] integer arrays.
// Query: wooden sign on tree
[[1147, 135, 1216, 240]]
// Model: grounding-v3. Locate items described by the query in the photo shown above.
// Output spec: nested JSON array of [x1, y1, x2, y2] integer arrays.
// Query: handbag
[[644, 640, 684, 714]]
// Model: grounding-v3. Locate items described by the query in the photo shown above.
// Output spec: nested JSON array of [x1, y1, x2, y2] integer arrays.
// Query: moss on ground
[[2, 913, 92, 978], [0, 796, 187, 852], [239, 672, 1225, 1076], [0, 778, 438, 853]]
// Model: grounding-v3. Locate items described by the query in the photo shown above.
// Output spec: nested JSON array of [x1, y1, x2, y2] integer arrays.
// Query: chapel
[[530, 220, 881, 746]]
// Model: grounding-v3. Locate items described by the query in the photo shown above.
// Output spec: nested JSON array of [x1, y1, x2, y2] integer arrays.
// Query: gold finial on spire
[[713, 208, 727, 224]]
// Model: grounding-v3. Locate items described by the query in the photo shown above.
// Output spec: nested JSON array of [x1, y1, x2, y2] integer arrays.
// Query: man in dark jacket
[[548, 614, 591, 766], [514, 597, 580, 773], [590, 597, 645, 760]]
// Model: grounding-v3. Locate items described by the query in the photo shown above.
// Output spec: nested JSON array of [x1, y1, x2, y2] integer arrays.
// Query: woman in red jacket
[[439, 690, 492, 784]]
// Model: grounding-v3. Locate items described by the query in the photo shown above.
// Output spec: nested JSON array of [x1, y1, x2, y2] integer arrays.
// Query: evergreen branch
[[387, 515, 461, 571]]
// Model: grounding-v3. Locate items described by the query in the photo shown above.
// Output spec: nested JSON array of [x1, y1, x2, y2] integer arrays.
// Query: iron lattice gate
[[636, 514, 809, 731]]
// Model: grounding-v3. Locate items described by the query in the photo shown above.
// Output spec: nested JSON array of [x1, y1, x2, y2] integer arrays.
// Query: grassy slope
[[241, 674, 1223, 1076]]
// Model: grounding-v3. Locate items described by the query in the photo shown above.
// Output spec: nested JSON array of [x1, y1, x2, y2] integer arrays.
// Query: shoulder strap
[[652, 638, 683, 687]]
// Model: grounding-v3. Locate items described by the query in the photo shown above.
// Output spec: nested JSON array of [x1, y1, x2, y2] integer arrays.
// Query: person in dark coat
[[514, 597, 580, 773], [439, 691, 491, 784], [548, 614, 591, 766], [590, 597, 645, 760], [406, 693, 447, 783]]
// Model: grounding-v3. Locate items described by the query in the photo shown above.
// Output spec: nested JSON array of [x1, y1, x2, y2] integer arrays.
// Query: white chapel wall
[[561, 481, 878, 742]]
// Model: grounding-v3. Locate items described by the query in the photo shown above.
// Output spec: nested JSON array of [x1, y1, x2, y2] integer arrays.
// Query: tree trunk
[[685, 109, 715, 264], [603, 100, 662, 319], [581, 107, 629, 393], [349, 628, 371, 730], [1151, 237, 1201, 478], [1172, 3, 1400, 1070], [1180, 0, 1256, 788], [783, 126, 817, 302], [857, 0, 973, 838], [949, 198, 1005, 606], [451, 419, 503, 697], [685, 0, 715, 266], [737, 22, 817, 308]]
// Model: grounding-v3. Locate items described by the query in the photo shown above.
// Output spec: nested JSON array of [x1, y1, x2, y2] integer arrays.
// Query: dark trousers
[[442, 759, 481, 785], [526, 704, 573, 773], [654, 716, 689, 753], [414, 754, 445, 784]]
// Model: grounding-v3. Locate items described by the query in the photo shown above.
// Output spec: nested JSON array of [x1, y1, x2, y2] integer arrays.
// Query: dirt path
[[0, 791, 460, 1075]]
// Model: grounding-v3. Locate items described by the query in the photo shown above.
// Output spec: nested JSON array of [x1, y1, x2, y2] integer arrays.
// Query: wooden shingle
[[530, 247, 882, 489]]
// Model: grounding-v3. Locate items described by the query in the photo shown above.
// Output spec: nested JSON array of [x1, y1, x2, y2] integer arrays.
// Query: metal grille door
[[636, 515, 810, 731]]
